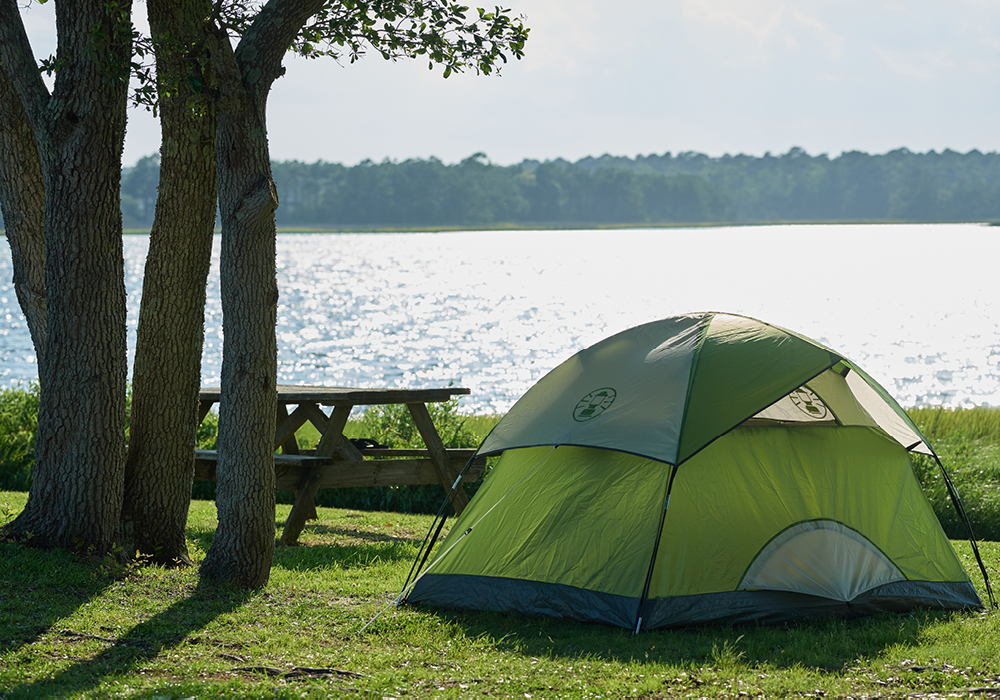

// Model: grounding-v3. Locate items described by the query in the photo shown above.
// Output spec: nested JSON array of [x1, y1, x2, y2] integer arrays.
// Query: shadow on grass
[[0, 542, 115, 658], [301, 523, 423, 545], [414, 606, 952, 672], [274, 537, 416, 572], [6, 579, 252, 697], [186, 517, 420, 573]]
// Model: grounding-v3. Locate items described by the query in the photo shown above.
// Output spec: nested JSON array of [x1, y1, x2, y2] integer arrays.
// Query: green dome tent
[[402, 313, 992, 630]]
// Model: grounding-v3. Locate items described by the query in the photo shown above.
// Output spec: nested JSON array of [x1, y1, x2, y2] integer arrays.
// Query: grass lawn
[[2, 491, 999, 698]]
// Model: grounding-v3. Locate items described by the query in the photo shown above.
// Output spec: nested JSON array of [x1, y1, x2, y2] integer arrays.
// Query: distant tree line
[[260, 152, 734, 227], [569, 147, 1000, 223], [8, 147, 998, 231]]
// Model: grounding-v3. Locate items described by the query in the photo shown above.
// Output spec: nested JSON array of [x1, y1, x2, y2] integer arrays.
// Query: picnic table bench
[[194, 385, 485, 545]]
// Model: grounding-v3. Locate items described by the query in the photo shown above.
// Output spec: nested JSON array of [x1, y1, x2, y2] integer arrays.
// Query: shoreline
[[107, 219, 1000, 235], [4, 220, 997, 237]]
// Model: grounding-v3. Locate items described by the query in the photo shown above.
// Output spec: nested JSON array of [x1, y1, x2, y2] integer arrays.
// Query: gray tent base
[[405, 574, 982, 630]]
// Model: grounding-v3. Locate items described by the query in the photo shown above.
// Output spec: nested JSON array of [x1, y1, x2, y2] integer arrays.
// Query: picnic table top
[[198, 384, 471, 406]]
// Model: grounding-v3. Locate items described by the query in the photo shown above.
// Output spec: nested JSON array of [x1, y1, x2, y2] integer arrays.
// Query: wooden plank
[[200, 385, 470, 406], [408, 403, 471, 514], [193, 450, 484, 489], [275, 404, 309, 452], [302, 405, 356, 531], [358, 448, 478, 459], [194, 459, 216, 481], [300, 402, 330, 435], [194, 449, 334, 469], [194, 449, 479, 467], [274, 458, 486, 490]]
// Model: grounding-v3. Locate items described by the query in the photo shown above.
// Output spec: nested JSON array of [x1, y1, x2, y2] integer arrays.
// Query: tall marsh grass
[[908, 405, 1000, 442], [907, 406, 1000, 541]]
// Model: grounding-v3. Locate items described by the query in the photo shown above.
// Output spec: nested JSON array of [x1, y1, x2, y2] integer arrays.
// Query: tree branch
[[0, 0, 52, 128], [234, 0, 327, 98], [0, 50, 48, 366]]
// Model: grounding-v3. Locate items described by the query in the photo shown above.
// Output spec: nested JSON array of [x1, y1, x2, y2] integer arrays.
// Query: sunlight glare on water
[[0, 223, 996, 413]]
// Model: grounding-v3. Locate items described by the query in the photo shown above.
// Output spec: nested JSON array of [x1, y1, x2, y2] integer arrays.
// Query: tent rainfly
[[400, 312, 994, 631]]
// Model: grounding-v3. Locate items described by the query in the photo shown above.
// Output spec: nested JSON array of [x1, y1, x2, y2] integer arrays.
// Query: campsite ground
[[2, 491, 999, 698]]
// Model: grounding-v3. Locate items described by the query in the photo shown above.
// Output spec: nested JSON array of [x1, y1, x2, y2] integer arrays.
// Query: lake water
[[0, 223, 997, 413]]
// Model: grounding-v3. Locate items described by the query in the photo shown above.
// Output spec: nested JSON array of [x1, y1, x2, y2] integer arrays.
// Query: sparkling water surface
[[0, 223, 997, 413]]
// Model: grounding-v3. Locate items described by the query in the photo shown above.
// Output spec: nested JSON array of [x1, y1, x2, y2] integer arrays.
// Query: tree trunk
[[0, 56, 47, 370], [197, 100, 278, 586], [120, 0, 218, 566], [197, 30, 278, 590], [198, 0, 325, 588], [0, 0, 131, 552]]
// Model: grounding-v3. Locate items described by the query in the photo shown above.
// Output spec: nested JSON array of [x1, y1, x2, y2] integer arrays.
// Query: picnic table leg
[[197, 400, 215, 425], [279, 404, 357, 546], [280, 468, 323, 546], [275, 403, 315, 524], [275, 403, 302, 455], [407, 403, 470, 514], [315, 404, 366, 460]]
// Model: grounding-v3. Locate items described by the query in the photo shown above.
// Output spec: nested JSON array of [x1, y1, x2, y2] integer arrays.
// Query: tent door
[[739, 519, 906, 602]]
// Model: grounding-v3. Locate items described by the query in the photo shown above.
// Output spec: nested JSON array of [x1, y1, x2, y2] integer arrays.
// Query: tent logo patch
[[573, 388, 617, 422], [789, 387, 829, 419]]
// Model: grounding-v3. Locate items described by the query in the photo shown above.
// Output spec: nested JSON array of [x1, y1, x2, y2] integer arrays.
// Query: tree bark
[[120, 0, 218, 566], [0, 55, 47, 371], [0, 0, 131, 552], [199, 0, 325, 588], [197, 21, 279, 589]]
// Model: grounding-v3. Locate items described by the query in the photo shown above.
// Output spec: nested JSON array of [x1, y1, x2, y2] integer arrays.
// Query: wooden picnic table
[[194, 385, 484, 545]]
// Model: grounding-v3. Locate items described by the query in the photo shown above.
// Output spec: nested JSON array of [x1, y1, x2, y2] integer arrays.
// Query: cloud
[[879, 48, 956, 79], [680, 0, 846, 64], [682, 0, 785, 46], [511, 0, 606, 76], [789, 8, 845, 60]]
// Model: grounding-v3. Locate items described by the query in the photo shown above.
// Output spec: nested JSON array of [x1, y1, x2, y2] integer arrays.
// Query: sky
[[19, 0, 1000, 167]]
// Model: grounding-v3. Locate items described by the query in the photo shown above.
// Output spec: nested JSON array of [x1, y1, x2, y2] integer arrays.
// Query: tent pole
[[933, 453, 997, 609], [633, 464, 680, 634], [399, 447, 557, 604], [399, 454, 479, 596]]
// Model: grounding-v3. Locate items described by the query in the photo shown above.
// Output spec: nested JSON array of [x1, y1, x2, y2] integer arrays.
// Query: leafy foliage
[[349, 399, 479, 449], [288, 1, 527, 77], [0, 383, 39, 491], [191, 411, 221, 501]]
